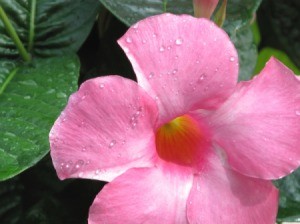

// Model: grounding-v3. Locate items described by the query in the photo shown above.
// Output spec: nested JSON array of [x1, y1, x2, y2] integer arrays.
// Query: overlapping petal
[[187, 151, 278, 223], [50, 76, 158, 182], [209, 58, 300, 179], [88, 167, 193, 224], [118, 14, 238, 124]]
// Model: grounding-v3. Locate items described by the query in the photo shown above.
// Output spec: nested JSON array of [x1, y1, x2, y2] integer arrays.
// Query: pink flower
[[50, 14, 300, 223]]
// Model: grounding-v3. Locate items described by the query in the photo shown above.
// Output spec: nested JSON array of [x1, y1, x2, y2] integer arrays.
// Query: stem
[[28, 0, 36, 52], [0, 67, 19, 96], [163, 0, 168, 12], [0, 6, 31, 62]]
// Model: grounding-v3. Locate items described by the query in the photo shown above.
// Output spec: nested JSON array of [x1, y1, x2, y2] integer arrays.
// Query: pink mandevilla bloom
[[50, 14, 300, 223]]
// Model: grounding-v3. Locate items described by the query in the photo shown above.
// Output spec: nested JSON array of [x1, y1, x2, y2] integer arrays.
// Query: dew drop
[[125, 36, 132, 43], [109, 140, 117, 148], [172, 69, 178, 75], [65, 160, 73, 170], [95, 169, 100, 175], [99, 83, 105, 89], [230, 56, 235, 62], [159, 46, 165, 52], [199, 73, 206, 81], [142, 39, 147, 44], [175, 55, 179, 60], [75, 160, 84, 169], [167, 45, 171, 50], [196, 60, 200, 64], [148, 72, 154, 79], [175, 38, 183, 45], [24, 95, 31, 100], [152, 33, 157, 38]]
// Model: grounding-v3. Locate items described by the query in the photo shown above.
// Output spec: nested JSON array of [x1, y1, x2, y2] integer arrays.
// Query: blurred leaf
[[231, 25, 257, 81], [99, 0, 261, 31], [0, 0, 100, 58], [0, 55, 79, 181], [257, 0, 300, 68], [275, 167, 300, 222], [221, 0, 261, 36], [0, 178, 22, 223], [98, 0, 193, 26], [254, 47, 300, 75], [250, 20, 261, 46]]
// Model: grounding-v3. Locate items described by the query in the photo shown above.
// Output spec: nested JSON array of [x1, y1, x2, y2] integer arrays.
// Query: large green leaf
[[0, 0, 100, 57], [231, 25, 257, 81], [98, 0, 261, 30], [0, 55, 79, 181], [275, 167, 300, 222]]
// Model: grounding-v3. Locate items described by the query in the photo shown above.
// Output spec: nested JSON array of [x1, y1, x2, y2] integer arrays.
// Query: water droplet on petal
[[95, 169, 100, 175], [199, 73, 206, 81], [75, 160, 84, 169], [230, 56, 235, 62], [148, 72, 154, 79], [99, 83, 105, 89], [175, 38, 183, 45], [159, 46, 165, 52], [172, 69, 178, 75], [142, 40, 147, 44], [109, 140, 117, 148], [125, 37, 132, 43]]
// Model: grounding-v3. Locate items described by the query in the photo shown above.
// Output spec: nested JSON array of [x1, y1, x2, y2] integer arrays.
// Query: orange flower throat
[[155, 115, 202, 165]]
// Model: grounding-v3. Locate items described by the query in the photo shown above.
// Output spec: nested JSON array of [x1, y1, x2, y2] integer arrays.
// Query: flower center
[[155, 115, 202, 165]]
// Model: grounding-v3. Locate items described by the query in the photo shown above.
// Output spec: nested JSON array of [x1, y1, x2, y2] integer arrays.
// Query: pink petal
[[193, 0, 219, 18], [187, 151, 278, 223], [50, 76, 158, 182], [209, 58, 300, 179], [88, 167, 193, 224], [118, 13, 238, 124]]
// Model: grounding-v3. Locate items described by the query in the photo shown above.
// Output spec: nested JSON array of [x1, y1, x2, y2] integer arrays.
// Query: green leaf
[[0, 55, 79, 181], [0, 177, 22, 223], [99, 0, 261, 30], [254, 47, 300, 75], [231, 25, 257, 81], [222, 0, 262, 36], [98, 0, 193, 26], [0, 0, 100, 58], [275, 167, 300, 222], [257, 0, 300, 68]]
